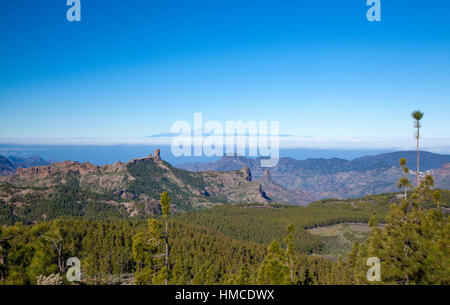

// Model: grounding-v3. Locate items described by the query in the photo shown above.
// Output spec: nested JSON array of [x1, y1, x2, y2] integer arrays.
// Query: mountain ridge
[[0, 150, 313, 224], [177, 151, 450, 200]]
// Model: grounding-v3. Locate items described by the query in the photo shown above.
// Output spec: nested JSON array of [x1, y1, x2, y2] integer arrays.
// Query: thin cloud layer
[[1, 136, 450, 154]]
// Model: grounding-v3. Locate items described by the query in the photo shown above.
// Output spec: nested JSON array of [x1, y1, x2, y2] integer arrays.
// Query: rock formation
[[154, 148, 161, 160], [240, 166, 252, 181]]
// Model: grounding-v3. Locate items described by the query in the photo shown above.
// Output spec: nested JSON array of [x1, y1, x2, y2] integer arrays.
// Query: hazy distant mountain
[[178, 154, 392, 175], [352, 151, 450, 171], [0, 156, 16, 176], [177, 151, 450, 200], [179, 155, 254, 172], [0, 155, 51, 176], [7, 155, 50, 168]]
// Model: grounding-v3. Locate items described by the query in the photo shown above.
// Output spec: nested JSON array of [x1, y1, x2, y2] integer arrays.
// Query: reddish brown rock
[[16, 165, 52, 179], [240, 166, 252, 181], [154, 148, 161, 160]]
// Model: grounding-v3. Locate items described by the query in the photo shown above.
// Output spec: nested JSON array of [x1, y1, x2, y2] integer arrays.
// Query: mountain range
[[177, 151, 450, 200], [1, 150, 449, 224], [1, 149, 315, 224]]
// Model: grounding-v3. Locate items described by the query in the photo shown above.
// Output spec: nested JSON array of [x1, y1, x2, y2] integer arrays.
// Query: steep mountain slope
[[256, 169, 312, 206]]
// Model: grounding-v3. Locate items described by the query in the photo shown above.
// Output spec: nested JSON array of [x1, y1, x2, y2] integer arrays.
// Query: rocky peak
[[79, 162, 99, 174], [154, 148, 161, 160], [240, 166, 252, 181]]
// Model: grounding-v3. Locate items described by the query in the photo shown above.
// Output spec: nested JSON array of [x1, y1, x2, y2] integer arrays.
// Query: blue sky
[[0, 0, 449, 147]]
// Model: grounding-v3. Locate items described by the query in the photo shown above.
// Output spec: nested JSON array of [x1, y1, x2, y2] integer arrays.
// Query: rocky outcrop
[[154, 148, 161, 160], [16, 165, 53, 179], [14, 161, 99, 180], [103, 161, 126, 172], [79, 162, 99, 174], [240, 166, 252, 181]]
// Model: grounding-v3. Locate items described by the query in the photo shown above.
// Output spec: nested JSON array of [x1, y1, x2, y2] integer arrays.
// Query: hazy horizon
[[1, 143, 449, 166]]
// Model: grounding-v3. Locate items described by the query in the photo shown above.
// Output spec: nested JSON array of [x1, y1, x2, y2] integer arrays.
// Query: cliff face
[[255, 169, 312, 206]]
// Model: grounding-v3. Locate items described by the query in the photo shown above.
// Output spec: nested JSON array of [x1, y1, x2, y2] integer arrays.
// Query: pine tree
[[160, 191, 171, 285], [132, 209, 167, 284], [257, 240, 290, 285], [412, 110, 424, 186], [235, 265, 251, 285], [284, 224, 295, 282], [0, 226, 10, 282], [398, 158, 412, 199], [205, 265, 217, 285], [347, 177, 449, 284], [432, 190, 442, 209]]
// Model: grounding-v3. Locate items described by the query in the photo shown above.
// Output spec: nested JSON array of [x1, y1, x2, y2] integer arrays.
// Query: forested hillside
[[175, 198, 389, 254], [1, 188, 448, 284], [175, 191, 450, 253], [0, 217, 336, 285]]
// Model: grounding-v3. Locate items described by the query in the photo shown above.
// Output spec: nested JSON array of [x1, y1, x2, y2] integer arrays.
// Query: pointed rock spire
[[240, 166, 252, 181], [154, 148, 161, 160]]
